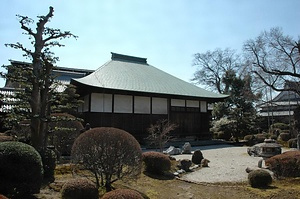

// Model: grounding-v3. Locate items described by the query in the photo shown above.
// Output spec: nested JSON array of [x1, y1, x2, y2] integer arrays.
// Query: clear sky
[[1, 0, 299, 88]]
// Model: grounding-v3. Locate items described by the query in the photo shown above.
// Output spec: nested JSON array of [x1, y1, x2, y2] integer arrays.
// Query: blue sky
[[1, 0, 300, 87]]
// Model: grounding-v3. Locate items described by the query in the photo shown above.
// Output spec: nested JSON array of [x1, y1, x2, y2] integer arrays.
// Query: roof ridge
[[111, 52, 148, 64]]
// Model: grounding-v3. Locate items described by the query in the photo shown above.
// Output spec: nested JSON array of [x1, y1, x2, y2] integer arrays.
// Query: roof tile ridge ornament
[[111, 52, 148, 65]]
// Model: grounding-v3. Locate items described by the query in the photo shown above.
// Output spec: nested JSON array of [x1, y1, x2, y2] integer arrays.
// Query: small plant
[[0, 141, 43, 196], [192, 149, 204, 164], [248, 169, 272, 188], [265, 151, 300, 178], [142, 151, 171, 174], [61, 178, 98, 199], [102, 189, 143, 199], [146, 119, 177, 152]]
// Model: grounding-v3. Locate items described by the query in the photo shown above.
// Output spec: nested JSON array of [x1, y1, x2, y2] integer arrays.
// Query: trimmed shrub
[[255, 134, 267, 143], [271, 123, 289, 131], [61, 178, 98, 199], [142, 151, 171, 174], [216, 131, 232, 141], [265, 151, 300, 177], [102, 189, 143, 199], [269, 134, 278, 140], [244, 135, 256, 146], [288, 138, 297, 148], [248, 169, 272, 188], [244, 135, 254, 141], [49, 113, 84, 157], [0, 141, 43, 196], [72, 127, 142, 192], [192, 149, 204, 164], [278, 133, 290, 142], [0, 195, 8, 199], [0, 135, 15, 142]]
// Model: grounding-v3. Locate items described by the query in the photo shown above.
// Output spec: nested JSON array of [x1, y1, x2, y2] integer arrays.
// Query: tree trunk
[[297, 133, 300, 150]]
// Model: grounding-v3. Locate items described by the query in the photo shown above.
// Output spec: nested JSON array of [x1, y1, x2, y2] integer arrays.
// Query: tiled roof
[[71, 53, 227, 100]]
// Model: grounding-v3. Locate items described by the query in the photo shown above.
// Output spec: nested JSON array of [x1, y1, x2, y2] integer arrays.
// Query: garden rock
[[164, 146, 182, 155], [179, 159, 192, 171], [192, 149, 204, 164], [182, 142, 192, 154], [201, 159, 210, 167]]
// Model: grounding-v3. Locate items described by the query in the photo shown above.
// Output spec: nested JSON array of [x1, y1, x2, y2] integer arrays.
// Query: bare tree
[[71, 127, 142, 192], [147, 119, 178, 152], [243, 27, 300, 95], [192, 48, 241, 94], [4, 7, 77, 151]]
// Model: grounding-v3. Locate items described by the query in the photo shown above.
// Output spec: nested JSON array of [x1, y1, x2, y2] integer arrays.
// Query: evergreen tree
[[1, 7, 78, 151]]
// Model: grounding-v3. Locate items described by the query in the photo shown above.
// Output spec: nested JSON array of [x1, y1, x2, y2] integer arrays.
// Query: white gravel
[[173, 144, 267, 183]]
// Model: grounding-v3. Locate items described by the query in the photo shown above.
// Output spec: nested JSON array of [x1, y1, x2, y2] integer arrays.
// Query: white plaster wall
[[134, 96, 150, 114], [91, 93, 112, 112], [152, 97, 168, 114], [200, 101, 207, 112], [186, 100, 200, 108], [114, 94, 133, 113], [171, 99, 185, 107]]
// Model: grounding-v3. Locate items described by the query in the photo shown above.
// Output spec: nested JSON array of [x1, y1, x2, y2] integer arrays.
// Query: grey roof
[[72, 53, 227, 100]]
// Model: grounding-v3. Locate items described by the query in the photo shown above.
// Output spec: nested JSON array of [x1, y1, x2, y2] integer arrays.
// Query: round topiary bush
[[102, 189, 143, 199], [269, 134, 278, 140], [72, 127, 142, 192], [0, 194, 8, 199], [288, 138, 297, 148], [191, 149, 204, 164], [265, 151, 300, 177], [61, 178, 98, 199], [244, 135, 254, 141], [255, 134, 267, 143], [0, 141, 43, 196], [278, 133, 290, 142], [142, 151, 171, 174], [244, 135, 256, 146], [271, 123, 289, 131], [248, 169, 272, 188]]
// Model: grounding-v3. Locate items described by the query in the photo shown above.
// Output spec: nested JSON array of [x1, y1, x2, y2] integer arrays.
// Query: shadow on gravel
[[192, 144, 238, 151]]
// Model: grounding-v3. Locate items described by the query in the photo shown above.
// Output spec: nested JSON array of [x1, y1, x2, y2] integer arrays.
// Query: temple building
[[71, 53, 227, 141], [258, 81, 300, 125]]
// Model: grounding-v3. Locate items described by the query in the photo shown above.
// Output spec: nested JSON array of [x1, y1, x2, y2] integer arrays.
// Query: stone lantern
[[247, 139, 282, 167]]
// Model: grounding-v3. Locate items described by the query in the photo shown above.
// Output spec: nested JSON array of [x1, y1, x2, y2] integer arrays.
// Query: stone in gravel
[[179, 159, 192, 171], [192, 149, 204, 164], [182, 142, 192, 154], [164, 146, 182, 155], [201, 159, 210, 167]]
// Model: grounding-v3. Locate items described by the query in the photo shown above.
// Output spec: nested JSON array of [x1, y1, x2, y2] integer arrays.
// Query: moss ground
[[31, 161, 300, 199]]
